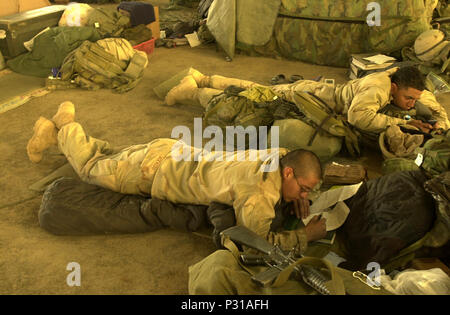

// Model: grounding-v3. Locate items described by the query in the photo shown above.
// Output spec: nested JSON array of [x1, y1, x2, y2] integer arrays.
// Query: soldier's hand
[[431, 122, 445, 135], [407, 119, 433, 133], [305, 215, 327, 242], [292, 198, 310, 219]]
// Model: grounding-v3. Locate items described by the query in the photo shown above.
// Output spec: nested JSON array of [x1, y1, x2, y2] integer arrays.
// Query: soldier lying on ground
[[38, 177, 313, 251], [26, 102, 327, 254], [164, 66, 450, 134]]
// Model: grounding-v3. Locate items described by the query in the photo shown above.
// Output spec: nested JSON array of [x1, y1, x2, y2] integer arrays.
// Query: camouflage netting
[[208, 0, 439, 67]]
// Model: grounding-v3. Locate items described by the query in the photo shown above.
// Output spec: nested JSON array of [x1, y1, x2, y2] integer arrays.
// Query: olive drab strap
[[292, 91, 360, 157], [222, 237, 346, 295], [222, 237, 259, 276], [307, 114, 333, 146], [271, 256, 346, 295]]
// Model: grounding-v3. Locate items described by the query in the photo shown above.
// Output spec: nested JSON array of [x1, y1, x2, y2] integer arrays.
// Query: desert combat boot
[[52, 101, 75, 129], [26, 117, 58, 163], [165, 75, 199, 106], [188, 68, 210, 87]]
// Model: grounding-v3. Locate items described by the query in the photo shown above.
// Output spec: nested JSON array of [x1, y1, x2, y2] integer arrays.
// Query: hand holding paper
[[303, 182, 363, 231]]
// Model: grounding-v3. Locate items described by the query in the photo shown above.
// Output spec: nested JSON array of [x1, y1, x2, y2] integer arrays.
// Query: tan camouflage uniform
[[194, 68, 450, 133], [57, 122, 309, 253]]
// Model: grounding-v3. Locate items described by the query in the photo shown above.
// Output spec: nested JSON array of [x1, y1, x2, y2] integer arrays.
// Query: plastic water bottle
[[426, 72, 450, 95]]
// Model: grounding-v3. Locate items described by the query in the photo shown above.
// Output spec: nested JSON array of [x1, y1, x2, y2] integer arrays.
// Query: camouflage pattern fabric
[[87, 7, 131, 38], [159, 4, 199, 32], [381, 129, 450, 177], [436, 0, 450, 35], [237, 0, 438, 67]]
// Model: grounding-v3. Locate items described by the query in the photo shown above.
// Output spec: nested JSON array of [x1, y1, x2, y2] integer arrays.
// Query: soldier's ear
[[391, 83, 398, 95], [282, 167, 293, 179]]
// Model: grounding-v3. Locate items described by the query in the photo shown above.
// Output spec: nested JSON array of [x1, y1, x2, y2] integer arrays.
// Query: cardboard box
[[147, 6, 160, 39]]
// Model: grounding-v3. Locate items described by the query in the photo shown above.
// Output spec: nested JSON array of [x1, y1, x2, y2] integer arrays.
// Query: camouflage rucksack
[[203, 85, 277, 130], [203, 85, 359, 159], [60, 38, 148, 93]]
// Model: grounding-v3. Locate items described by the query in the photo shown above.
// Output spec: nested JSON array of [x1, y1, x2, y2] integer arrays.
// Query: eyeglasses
[[292, 169, 313, 194]]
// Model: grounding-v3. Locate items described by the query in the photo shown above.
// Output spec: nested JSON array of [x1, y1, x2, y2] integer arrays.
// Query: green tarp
[[207, 0, 439, 67]]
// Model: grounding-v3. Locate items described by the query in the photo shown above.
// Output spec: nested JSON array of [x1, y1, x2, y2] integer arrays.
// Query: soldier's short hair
[[391, 66, 426, 91], [280, 149, 322, 180]]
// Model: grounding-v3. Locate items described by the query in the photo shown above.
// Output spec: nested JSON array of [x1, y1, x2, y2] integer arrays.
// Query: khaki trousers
[[196, 75, 338, 111], [57, 122, 152, 195], [195, 75, 265, 108]]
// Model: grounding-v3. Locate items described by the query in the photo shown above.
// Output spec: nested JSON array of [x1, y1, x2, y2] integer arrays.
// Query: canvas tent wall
[[0, 0, 50, 17], [206, 0, 439, 67]]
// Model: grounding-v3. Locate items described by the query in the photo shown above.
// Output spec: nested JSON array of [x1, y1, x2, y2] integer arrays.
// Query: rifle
[[220, 226, 331, 295]]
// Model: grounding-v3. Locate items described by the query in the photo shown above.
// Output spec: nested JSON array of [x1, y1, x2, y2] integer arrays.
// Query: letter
[[366, 262, 381, 287], [203, 125, 223, 161], [366, 2, 381, 27], [171, 125, 191, 161], [208, 302, 215, 313], [181, 302, 187, 310], [66, 262, 81, 287]]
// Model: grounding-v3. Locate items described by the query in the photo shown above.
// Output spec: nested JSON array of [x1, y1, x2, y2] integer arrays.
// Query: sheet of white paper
[[185, 32, 202, 47], [363, 54, 396, 65], [309, 182, 363, 214], [302, 201, 351, 231]]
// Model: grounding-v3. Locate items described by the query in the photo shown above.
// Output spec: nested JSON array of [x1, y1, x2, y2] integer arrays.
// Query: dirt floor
[[1, 2, 449, 295]]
